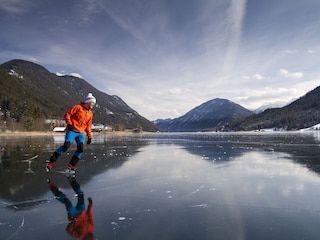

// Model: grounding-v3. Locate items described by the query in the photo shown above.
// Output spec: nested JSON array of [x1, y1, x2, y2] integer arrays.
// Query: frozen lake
[[2, 132, 320, 240]]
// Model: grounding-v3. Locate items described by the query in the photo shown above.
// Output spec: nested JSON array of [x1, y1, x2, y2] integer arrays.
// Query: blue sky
[[1, 0, 320, 120]]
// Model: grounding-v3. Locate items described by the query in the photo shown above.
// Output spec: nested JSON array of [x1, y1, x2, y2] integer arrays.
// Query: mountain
[[229, 85, 320, 131], [0, 59, 159, 132], [154, 98, 254, 132]]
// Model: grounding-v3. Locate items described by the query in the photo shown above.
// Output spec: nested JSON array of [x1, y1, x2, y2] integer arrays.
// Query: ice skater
[[46, 93, 96, 176], [47, 177, 95, 239]]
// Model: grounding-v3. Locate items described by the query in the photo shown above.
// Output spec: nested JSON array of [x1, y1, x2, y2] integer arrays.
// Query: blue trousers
[[55, 130, 85, 159]]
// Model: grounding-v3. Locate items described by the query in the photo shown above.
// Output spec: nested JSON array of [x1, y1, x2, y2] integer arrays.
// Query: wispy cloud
[[284, 50, 299, 54], [76, 0, 106, 25], [222, 0, 247, 72], [0, 0, 34, 14]]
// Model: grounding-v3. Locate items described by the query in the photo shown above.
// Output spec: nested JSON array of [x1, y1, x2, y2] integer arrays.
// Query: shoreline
[[0, 131, 64, 136], [0, 129, 318, 137], [0, 130, 152, 136]]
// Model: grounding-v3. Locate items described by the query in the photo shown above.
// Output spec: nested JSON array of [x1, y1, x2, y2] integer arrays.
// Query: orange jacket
[[66, 202, 94, 239], [64, 103, 93, 138]]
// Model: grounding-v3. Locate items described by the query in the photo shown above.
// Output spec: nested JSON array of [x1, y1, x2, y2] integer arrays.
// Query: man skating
[[46, 93, 96, 176]]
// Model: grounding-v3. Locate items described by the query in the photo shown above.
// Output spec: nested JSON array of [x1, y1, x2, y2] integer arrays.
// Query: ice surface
[[1, 132, 320, 239]]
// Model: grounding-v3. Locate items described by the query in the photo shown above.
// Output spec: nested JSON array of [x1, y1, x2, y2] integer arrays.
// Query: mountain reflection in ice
[[1, 132, 320, 239]]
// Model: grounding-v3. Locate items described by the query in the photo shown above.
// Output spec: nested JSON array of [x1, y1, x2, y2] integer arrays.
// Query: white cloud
[[253, 74, 263, 80], [169, 88, 182, 95], [307, 49, 315, 54], [241, 74, 264, 80], [168, 88, 192, 95], [279, 69, 303, 79], [294, 77, 320, 91]]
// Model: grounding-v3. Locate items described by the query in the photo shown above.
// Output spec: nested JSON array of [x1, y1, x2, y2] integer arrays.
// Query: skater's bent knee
[[62, 141, 71, 152], [77, 143, 84, 153]]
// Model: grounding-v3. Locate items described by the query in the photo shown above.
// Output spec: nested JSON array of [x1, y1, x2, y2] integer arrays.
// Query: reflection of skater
[[47, 177, 95, 240], [46, 93, 96, 176]]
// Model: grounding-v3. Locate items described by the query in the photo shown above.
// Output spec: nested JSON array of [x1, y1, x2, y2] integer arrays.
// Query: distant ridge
[[154, 85, 320, 132], [154, 98, 253, 132]]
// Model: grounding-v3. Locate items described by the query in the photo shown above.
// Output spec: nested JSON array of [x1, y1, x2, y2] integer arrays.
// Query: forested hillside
[[0, 59, 159, 132], [229, 86, 320, 131]]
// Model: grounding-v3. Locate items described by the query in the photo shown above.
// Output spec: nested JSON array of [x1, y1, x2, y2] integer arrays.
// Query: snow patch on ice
[[189, 203, 208, 208], [187, 186, 205, 196]]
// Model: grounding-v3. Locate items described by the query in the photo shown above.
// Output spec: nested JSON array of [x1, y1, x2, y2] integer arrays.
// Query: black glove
[[67, 124, 73, 131], [87, 138, 92, 144], [88, 197, 92, 204]]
